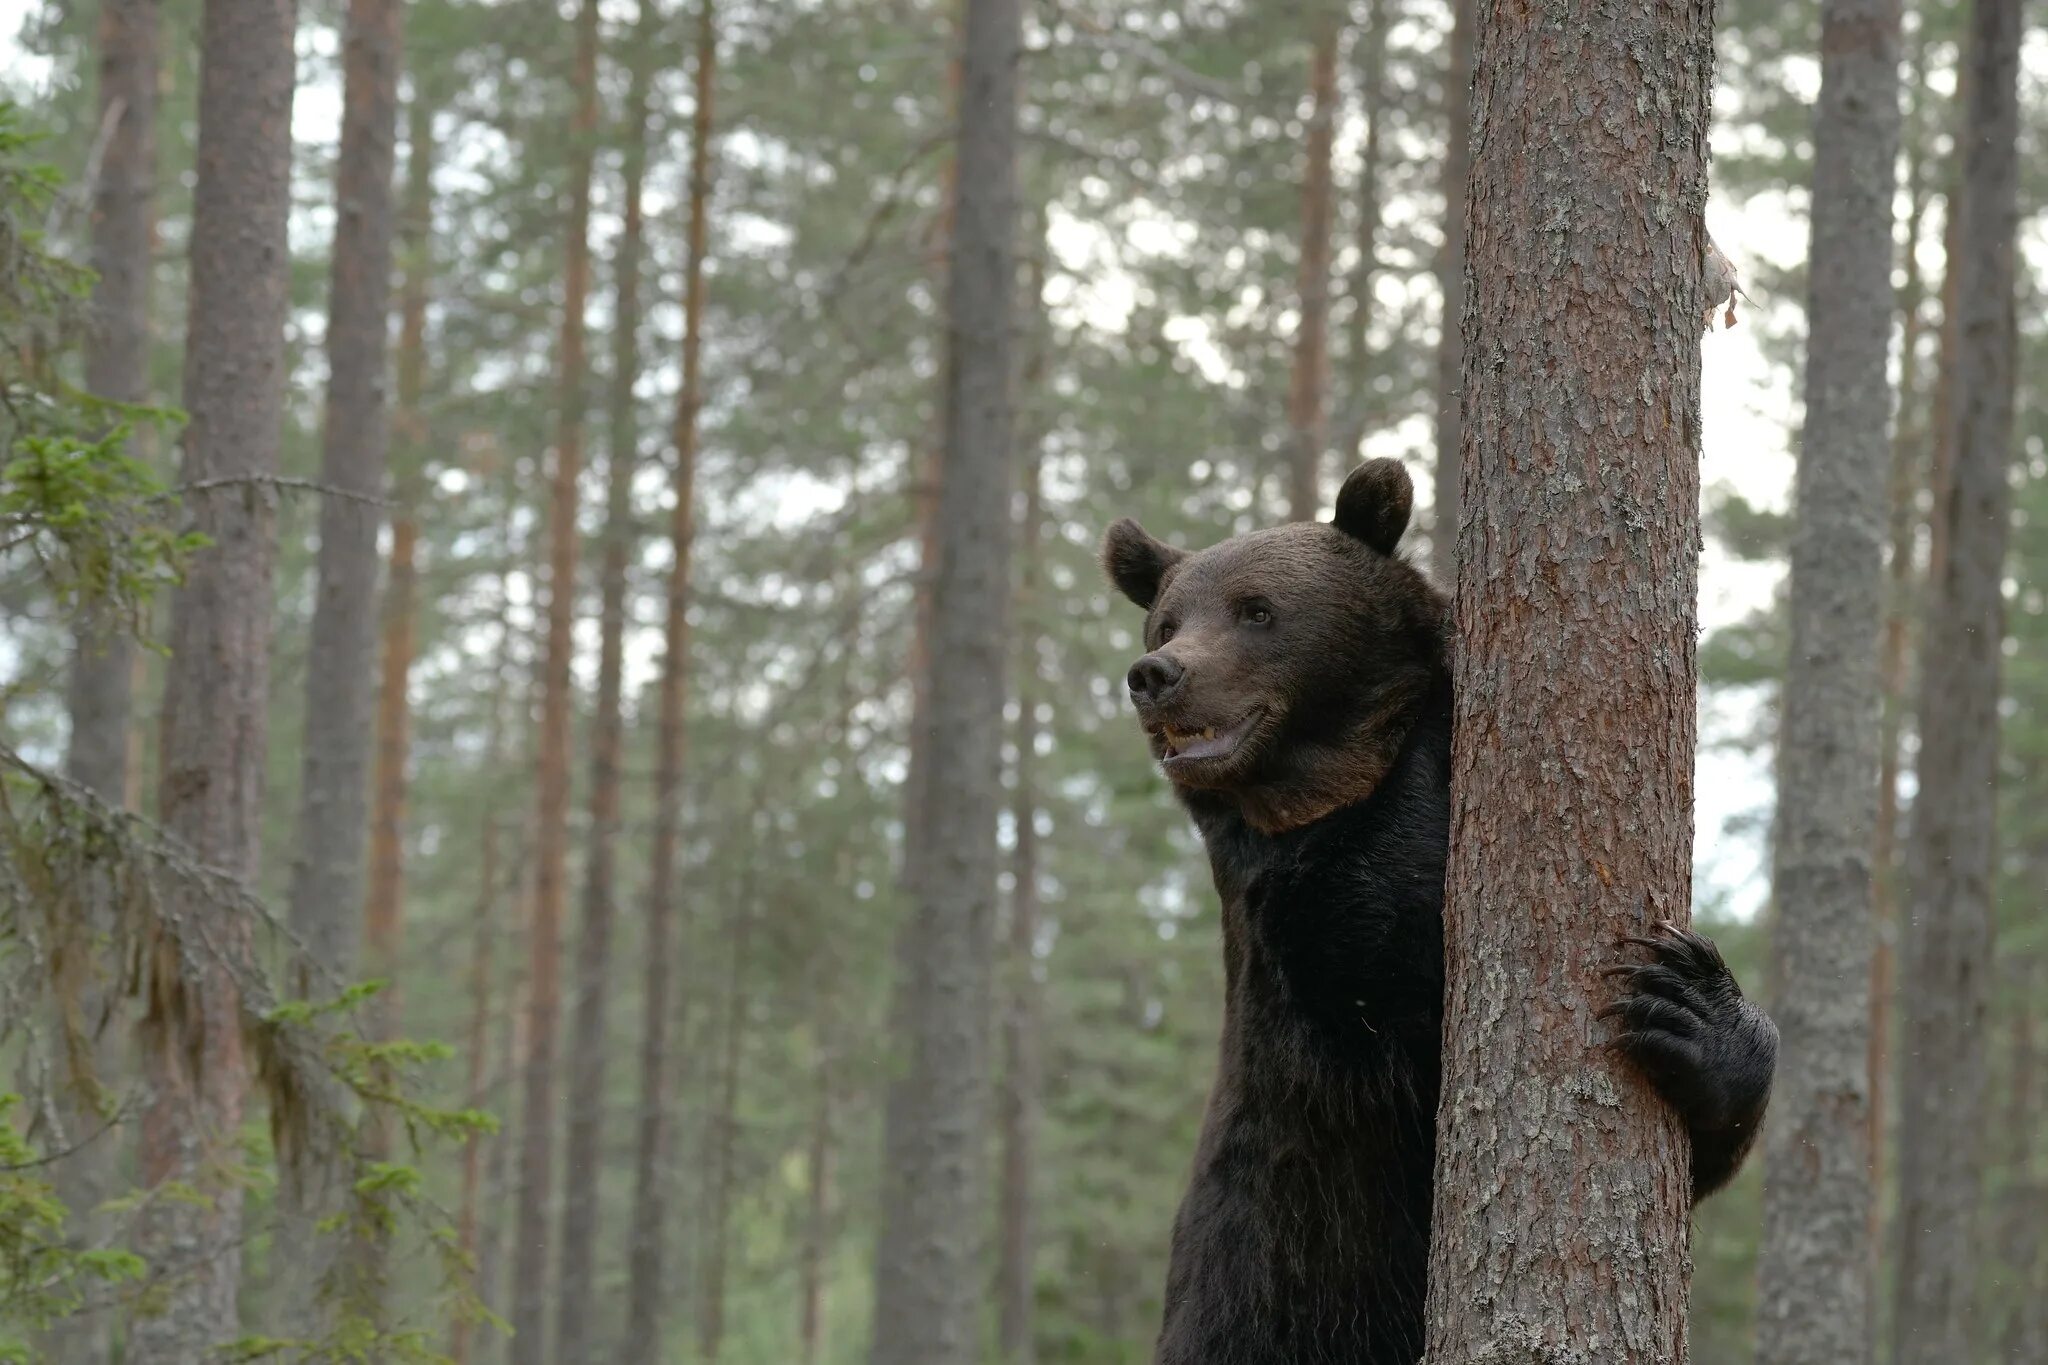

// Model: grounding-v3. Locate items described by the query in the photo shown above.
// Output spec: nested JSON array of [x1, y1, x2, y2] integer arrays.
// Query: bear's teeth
[[1201, 727, 1215, 740]]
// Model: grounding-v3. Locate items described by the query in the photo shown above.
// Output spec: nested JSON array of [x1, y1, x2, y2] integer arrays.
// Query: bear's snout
[[1126, 652, 1186, 707]]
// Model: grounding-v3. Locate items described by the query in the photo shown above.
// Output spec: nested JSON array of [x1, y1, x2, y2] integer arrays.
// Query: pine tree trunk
[[67, 0, 156, 805], [452, 501, 517, 1365], [622, 1, 716, 1352], [476, 852, 532, 1365], [1995, 950, 2042, 1359], [872, 34, 961, 1340], [507, 0, 598, 1349], [1752, 3, 1899, 1358], [131, 0, 294, 1350], [451, 806, 500, 1365], [1420, 2, 1714, 1359], [1868, 25, 1932, 1256], [288, 0, 402, 992], [552, 6, 657, 1353], [361, 84, 432, 1089], [696, 889, 753, 1362], [1429, 0, 1472, 588], [1283, 15, 1336, 522], [1891, 2, 2021, 1360], [359, 95, 432, 1187], [1341, 0, 1386, 450], [53, 6, 156, 1359], [798, 1035, 835, 1365], [866, 0, 1020, 1355], [997, 438, 1046, 1365], [274, 0, 403, 1323]]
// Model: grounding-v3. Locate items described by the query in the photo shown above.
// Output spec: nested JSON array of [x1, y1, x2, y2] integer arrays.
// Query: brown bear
[[1102, 457, 1777, 1365]]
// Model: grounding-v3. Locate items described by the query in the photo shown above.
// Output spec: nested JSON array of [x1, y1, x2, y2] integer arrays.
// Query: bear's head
[[1101, 458, 1448, 834]]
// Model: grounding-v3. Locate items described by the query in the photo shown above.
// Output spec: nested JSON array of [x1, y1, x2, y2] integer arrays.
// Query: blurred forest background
[[0, 0, 2045, 1360]]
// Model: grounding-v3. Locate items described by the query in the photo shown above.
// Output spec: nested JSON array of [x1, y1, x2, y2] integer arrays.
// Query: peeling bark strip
[[1753, 0, 1899, 1358], [1892, 1, 2022, 1360], [1421, 1, 1715, 1361], [132, 0, 295, 1351]]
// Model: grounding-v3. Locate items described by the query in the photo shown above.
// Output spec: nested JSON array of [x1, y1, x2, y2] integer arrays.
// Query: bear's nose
[[1126, 653, 1185, 706]]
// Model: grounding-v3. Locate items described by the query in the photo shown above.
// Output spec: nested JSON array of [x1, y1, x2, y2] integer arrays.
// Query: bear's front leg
[[1600, 921, 1779, 1201]]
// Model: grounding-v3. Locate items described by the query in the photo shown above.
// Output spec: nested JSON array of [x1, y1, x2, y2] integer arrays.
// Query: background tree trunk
[[1421, 1, 1715, 1359], [287, 0, 402, 993], [451, 807, 500, 1365], [1284, 14, 1336, 522], [1428, 0, 1472, 587], [1892, 1, 2021, 1360], [360, 83, 432, 1117], [696, 883, 754, 1361], [52, 4, 156, 1359], [507, 0, 598, 1350], [277, 0, 403, 1322], [997, 406, 1047, 1365], [1341, 0, 1387, 452], [130, 0, 295, 1349], [1869, 30, 1933, 1232], [67, 0, 156, 806], [866, 0, 1020, 1355], [798, 1032, 835, 1365], [452, 490, 518, 1365], [622, 0, 716, 1351], [1752, 0, 1899, 1357], [553, 4, 657, 1353]]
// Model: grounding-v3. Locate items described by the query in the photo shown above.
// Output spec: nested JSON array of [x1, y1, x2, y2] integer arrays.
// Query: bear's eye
[[1240, 602, 1274, 627], [1156, 620, 1178, 645]]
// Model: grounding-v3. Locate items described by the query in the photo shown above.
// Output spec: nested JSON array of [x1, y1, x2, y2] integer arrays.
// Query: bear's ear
[[1332, 458, 1413, 556], [1101, 518, 1186, 610]]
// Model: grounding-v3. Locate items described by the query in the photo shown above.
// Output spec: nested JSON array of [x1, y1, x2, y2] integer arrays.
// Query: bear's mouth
[[1156, 709, 1263, 767]]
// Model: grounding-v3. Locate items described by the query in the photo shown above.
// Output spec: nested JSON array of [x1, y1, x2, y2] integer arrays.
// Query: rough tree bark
[[552, 3, 657, 1353], [1284, 13, 1337, 522], [865, 0, 1019, 1357], [507, 0, 598, 1351], [53, 5, 155, 1359], [1429, 0, 1472, 587], [130, 0, 294, 1350], [1891, 1, 2021, 1360], [621, 0, 716, 1352], [287, 0, 402, 992], [1752, 1, 1900, 1357], [1420, 2, 1716, 1361]]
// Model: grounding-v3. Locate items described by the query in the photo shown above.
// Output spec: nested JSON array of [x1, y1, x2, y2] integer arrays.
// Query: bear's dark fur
[[1102, 459, 1778, 1365]]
